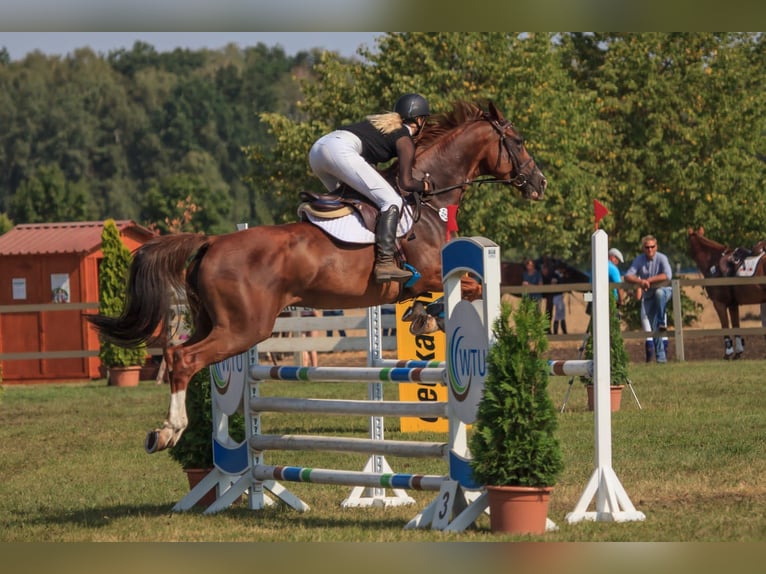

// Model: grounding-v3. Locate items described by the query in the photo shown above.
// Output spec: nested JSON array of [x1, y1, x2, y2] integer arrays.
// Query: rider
[[309, 93, 432, 284]]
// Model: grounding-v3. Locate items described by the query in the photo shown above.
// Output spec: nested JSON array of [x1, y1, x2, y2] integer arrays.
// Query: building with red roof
[[0, 220, 156, 383]]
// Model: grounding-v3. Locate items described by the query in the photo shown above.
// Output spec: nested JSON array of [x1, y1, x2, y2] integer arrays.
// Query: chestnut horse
[[687, 227, 766, 359], [88, 101, 547, 453]]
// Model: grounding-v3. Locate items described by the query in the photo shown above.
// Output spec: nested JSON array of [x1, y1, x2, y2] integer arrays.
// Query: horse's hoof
[[144, 430, 168, 453]]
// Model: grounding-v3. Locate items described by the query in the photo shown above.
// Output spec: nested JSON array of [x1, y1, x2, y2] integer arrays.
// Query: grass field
[[1, 360, 765, 543]]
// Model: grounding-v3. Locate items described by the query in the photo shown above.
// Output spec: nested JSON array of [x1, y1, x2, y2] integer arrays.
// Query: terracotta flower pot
[[486, 485, 553, 535], [586, 384, 624, 412], [184, 468, 217, 508], [108, 365, 141, 387]]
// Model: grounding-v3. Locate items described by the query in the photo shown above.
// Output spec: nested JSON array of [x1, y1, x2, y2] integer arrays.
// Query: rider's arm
[[395, 136, 428, 193]]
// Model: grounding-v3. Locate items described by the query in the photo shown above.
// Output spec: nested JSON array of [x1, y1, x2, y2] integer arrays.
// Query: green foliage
[[97, 219, 146, 367], [0, 42, 307, 231], [2, 33, 765, 259], [469, 297, 564, 487], [252, 32, 766, 267], [0, 212, 14, 234], [580, 293, 630, 386], [9, 164, 96, 223], [167, 366, 245, 469]]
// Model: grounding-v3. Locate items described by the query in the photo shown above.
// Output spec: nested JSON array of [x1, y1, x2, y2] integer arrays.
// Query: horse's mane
[[416, 101, 486, 152]]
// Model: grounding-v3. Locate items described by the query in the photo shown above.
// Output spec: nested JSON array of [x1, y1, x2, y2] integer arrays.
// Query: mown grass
[[1, 360, 764, 542]]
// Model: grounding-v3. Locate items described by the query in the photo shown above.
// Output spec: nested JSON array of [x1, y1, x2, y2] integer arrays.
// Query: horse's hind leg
[[731, 306, 744, 359], [144, 340, 194, 453], [145, 326, 262, 453]]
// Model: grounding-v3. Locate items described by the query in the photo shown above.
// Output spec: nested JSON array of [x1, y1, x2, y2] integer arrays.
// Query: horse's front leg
[[144, 344, 191, 453], [733, 336, 745, 359], [713, 301, 734, 360]]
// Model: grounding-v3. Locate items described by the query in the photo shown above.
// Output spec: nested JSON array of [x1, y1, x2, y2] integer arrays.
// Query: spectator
[[521, 258, 543, 308], [322, 309, 347, 337], [550, 277, 567, 334], [300, 308, 319, 367], [624, 235, 673, 363], [607, 247, 627, 306], [381, 304, 397, 337]]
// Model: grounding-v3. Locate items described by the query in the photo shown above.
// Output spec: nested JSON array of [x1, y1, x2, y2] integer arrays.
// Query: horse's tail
[[87, 233, 209, 347]]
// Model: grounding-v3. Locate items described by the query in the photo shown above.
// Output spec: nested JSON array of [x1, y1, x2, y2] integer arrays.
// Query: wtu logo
[[446, 300, 488, 424]]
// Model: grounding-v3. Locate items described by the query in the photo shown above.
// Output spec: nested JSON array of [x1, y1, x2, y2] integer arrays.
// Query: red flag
[[446, 205, 459, 240], [593, 199, 609, 229]]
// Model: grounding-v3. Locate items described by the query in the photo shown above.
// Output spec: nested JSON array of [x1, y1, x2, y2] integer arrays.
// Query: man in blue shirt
[[624, 235, 673, 363]]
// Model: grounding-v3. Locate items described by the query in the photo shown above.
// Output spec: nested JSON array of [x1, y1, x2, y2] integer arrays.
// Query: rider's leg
[[374, 204, 412, 283], [308, 131, 411, 283]]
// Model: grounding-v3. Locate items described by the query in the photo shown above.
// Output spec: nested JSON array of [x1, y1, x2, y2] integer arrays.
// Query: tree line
[[253, 32, 766, 267], [0, 40, 319, 234], [2, 33, 764, 268]]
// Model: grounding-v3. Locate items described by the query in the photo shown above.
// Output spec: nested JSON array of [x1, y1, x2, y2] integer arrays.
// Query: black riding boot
[[374, 206, 412, 284]]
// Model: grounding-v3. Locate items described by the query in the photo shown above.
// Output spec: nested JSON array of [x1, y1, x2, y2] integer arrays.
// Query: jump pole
[[564, 229, 645, 523]]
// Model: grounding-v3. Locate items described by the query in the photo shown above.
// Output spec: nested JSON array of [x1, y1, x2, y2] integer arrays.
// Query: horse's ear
[[488, 101, 504, 122]]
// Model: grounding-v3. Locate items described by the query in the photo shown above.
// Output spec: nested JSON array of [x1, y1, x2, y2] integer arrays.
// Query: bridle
[[484, 113, 536, 190], [423, 113, 538, 197], [409, 111, 543, 222]]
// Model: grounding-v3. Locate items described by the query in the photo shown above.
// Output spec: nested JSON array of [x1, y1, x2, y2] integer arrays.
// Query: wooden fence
[[1, 274, 765, 367]]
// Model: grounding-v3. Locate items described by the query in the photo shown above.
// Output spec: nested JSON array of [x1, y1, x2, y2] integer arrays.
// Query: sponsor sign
[[396, 292, 448, 432]]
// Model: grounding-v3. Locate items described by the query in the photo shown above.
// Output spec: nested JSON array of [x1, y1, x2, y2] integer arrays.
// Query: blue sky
[[0, 32, 380, 61]]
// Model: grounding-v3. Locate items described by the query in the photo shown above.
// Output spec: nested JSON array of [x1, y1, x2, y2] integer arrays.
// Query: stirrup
[[374, 263, 413, 284]]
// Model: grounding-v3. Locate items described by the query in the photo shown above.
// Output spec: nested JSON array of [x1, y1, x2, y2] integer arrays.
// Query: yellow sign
[[396, 292, 448, 432]]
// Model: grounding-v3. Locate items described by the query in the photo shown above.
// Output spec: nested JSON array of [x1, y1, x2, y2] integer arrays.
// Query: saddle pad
[[304, 206, 415, 244], [736, 253, 764, 277]]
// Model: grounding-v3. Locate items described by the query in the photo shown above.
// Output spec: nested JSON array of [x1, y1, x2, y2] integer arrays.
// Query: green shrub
[[97, 219, 146, 368], [580, 292, 630, 386], [469, 297, 564, 487]]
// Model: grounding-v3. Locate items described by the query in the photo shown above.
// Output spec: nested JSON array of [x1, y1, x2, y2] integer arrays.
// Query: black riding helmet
[[394, 93, 430, 121]]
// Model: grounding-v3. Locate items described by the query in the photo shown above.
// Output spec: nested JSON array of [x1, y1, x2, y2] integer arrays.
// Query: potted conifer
[[469, 297, 564, 535], [581, 293, 630, 411], [97, 219, 146, 386]]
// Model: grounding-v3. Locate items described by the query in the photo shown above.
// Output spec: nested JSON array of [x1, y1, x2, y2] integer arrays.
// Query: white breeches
[[309, 130, 402, 212]]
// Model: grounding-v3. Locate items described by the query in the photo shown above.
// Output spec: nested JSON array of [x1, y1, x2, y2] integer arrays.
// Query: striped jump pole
[[248, 361, 449, 509], [253, 465, 446, 491], [249, 365, 445, 384]]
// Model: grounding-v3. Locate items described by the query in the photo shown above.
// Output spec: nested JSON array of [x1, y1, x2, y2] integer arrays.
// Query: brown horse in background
[[687, 227, 766, 359], [88, 101, 547, 453]]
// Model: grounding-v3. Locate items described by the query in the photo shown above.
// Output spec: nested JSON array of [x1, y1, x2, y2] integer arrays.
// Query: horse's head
[[688, 226, 728, 276], [483, 101, 547, 201]]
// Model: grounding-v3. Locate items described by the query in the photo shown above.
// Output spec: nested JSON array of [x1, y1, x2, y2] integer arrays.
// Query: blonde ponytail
[[367, 112, 403, 135]]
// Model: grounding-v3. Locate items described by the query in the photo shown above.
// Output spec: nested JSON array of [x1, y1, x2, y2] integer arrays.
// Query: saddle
[[717, 241, 766, 277], [297, 184, 419, 236]]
